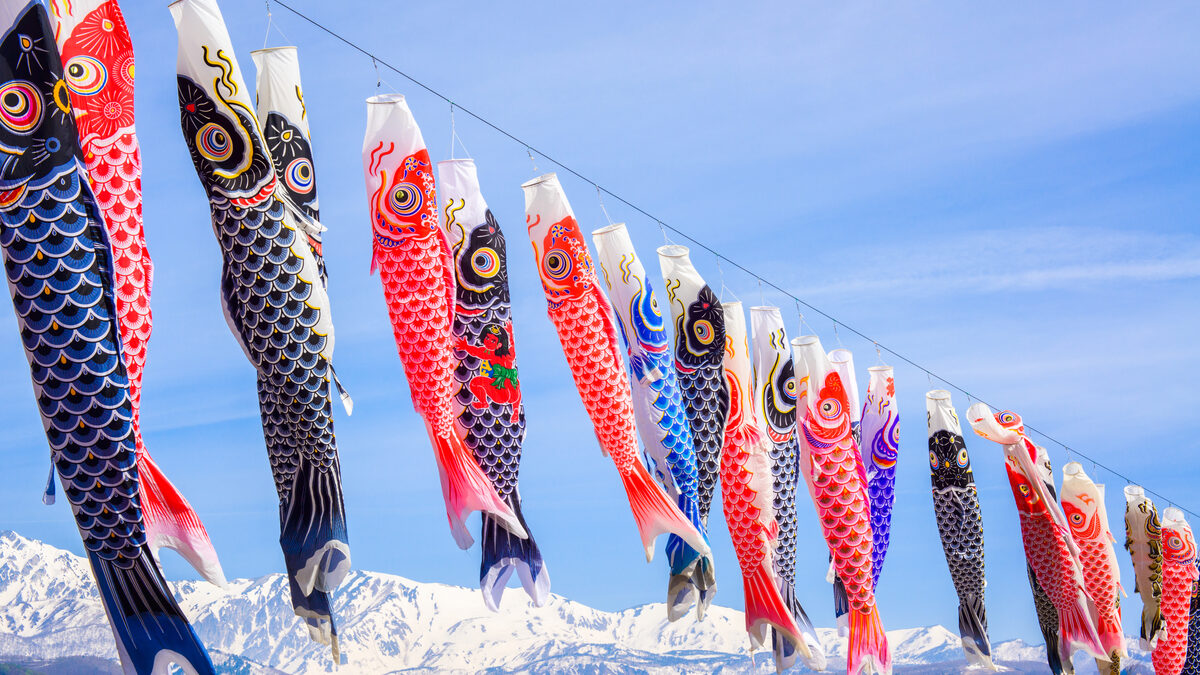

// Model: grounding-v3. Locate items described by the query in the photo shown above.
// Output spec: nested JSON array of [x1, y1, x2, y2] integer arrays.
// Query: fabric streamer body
[[1125, 484, 1165, 649], [656, 246, 727, 558], [250, 46, 326, 285], [1183, 559, 1200, 675], [825, 346, 861, 627], [438, 158, 547, 610], [593, 223, 710, 621], [521, 173, 705, 561], [861, 365, 898, 588], [719, 303, 810, 665], [361, 94, 520, 549], [1029, 441, 1072, 675], [48, 0, 224, 586], [1156, 508, 1199, 675], [172, 0, 349, 650], [1060, 462, 1124, 672], [967, 405, 1103, 666], [0, 3, 214, 671], [793, 336, 891, 675], [926, 390, 994, 670], [750, 306, 824, 671]]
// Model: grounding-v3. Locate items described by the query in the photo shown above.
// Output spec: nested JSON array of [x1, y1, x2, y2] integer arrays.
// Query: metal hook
[[596, 186, 613, 225], [372, 57, 380, 90], [527, 148, 539, 174], [448, 102, 456, 160], [657, 220, 669, 245], [262, 0, 273, 49]]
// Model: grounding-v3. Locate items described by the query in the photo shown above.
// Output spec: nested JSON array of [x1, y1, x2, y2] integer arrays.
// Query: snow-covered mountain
[[0, 531, 1152, 674]]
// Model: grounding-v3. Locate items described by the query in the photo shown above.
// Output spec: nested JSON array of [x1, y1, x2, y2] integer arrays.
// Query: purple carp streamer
[[172, 0, 350, 652], [439, 158, 548, 610], [0, 2, 214, 671], [926, 390, 994, 670], [750, 306, 825, 671], [862, 365, 898, 587]]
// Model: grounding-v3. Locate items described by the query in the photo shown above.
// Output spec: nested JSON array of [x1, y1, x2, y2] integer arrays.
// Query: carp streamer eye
[[0, 81, 42, 133], [957, 448, 970, 468], [544, 249, 572, 281], [783, 377, 796, 400], [388, 182, 422, 218], [65, 56, 108, 96], [819, 397, 842, 421], [930, 451, 939, 469], [471, 247, 500, 278], [285, 157, 314, 194], [196, 123, 232, 162], [692, 318, 714, 345]]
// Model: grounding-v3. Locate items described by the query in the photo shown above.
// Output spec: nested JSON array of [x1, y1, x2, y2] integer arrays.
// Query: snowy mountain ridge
[[0, 530, 1152, 674]]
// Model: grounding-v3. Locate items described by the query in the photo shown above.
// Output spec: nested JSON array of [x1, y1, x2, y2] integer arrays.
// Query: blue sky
[[2, 0, 1199, 651]]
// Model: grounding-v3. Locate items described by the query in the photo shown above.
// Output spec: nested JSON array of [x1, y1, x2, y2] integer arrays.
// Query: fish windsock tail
[[1096, 614, 1125, 661], [480, 498, 550, 612], [779, 582, 827, 671], [742, 561, 810, 661], [847, 606, 892, 675], [428, 424, 524, 549], [665, 524, 714, 621], [956, 593, 996, 670], [1141, 604, 1164, 650], [136, 447, 226, 587], [1056, 592, 1105, 663], [287, 574, 342, 663], [88, 547, 215, 675], [618, 461, 708, 562], [833, 569, 851, 635], [279, 452, 351, 620]]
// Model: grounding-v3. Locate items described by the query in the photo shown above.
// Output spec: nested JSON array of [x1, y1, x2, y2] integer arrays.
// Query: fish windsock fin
[[742, 561, 810, 661], [957, 592, 997, 670], [847, 606, 892, 675], [1056, 590, 1105, 663], [330, 366, 354, 416], [136, 450, 227, 587], [480, 500, 550, 612], [87, 546, 216, 675], [780, 582, 827, 671], [833, 569, 852, 634], [618, 460, 708, 562], [428, 423, 525, 548], [665, 540, 715, 621], [41, 463, 55, 505]]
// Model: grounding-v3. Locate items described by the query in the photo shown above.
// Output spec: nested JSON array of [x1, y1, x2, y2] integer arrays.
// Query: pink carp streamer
[[1156, 508, 1199, 675], [968, 405, 1104, 668], [522, 173, 706, 562], [794, 336, 891, 675], [1059, 462, 1124, 673], [49, 0, 224, 587]]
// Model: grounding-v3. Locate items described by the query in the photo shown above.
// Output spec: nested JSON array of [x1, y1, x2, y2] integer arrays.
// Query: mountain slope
[[0, 531, 1152, 674]]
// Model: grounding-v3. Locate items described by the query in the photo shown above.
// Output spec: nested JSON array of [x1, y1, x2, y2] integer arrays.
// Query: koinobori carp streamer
[[0, 1, 214, 670], [1157, 507, 1199, 675], [926, 390, 994, 670], [794, 336, 891, 675], [968, 405, 1103, 668], [522, 173, 706, 561], [362, 94, 521, 548], [722, 303, 812, 664], [593, 223, 710, 621], [1125, 484, 1165, 650], [48, 0, 226, 588], [438, 157, 548, 610], [657, 243, 727, 615], [1060, 462, 1125, 673], [172, 0, 350, 651], [750, 306, 825, 671]]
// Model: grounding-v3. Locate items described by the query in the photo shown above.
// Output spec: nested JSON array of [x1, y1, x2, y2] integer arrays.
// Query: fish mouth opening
[[520, 173, 557, 189], [791, 336, 820, 347], [868, 365, 893, 374], [591, 222, 626, 236], [926, 389, 952, 401], [1124, 485, 1146, 499], [250, 46, 297, 55], [367, 93, 407, 105], [657, 244, 689, 258]]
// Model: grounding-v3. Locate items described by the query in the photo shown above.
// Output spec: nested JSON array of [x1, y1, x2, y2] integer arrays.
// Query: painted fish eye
[[783, 377, 796, 399], [281, 129, 294, 142], [1018, 483, 1030, 495], [0, 81, 42, 133], [284, 157, 314, 194], [1070, 513, 1083, 524], [471, 247, 500, 278], [957, 449, 969, 468], [17, 34, 32, 52], [196, 122, 232, 162], [692, 319, 714, 344], [929, 451, 938, 469], [388, 182, 422, 218], [999, 411, 1017, 426], [64, 56, 107, 96], [544, 249, 572, 280], [819, 397, 841, 420]]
